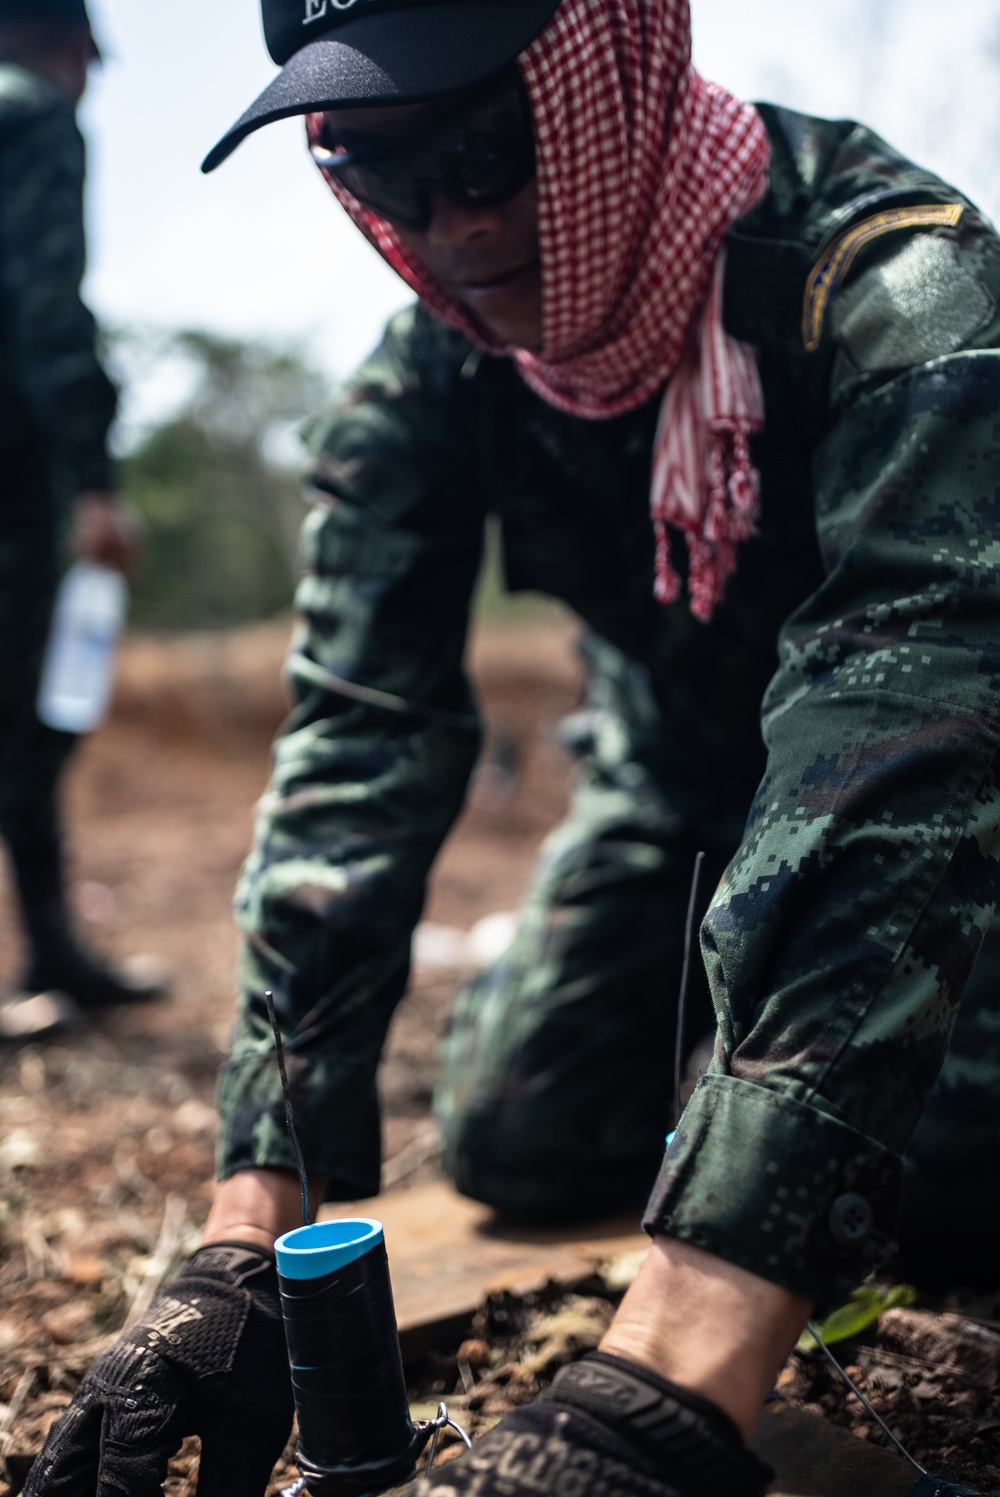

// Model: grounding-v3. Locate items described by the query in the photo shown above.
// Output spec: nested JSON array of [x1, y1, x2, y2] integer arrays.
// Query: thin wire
[[805, 1321, 925, 1476], [674, 850, 705, 1127], [265, 989, 312, 1227], [424, 1401, 474, 1471]]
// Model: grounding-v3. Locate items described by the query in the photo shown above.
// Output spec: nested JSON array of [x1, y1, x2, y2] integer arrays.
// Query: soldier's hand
[[413, 1352, 771, 1497], [24, 1243, 293, 1497], [73, 490, 143, 576]]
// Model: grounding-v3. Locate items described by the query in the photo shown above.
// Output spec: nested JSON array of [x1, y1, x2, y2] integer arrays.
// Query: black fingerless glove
[[26, 1242, 294, 1497], [414, 1351, 771, 1497]]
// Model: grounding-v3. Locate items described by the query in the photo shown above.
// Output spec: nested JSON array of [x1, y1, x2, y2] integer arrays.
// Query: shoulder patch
[[802, 203, 964, 352], [831, 234, 993, 372]]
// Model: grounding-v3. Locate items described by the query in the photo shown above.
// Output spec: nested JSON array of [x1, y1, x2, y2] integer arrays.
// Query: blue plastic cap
[[275, 1218, 384, 1280]]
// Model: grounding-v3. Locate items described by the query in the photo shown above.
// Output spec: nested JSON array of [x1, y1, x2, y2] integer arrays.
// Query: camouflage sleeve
[[217, 308, 485, 1199], [0, 85, 117, 497], [645, 204, 1000, 1306]]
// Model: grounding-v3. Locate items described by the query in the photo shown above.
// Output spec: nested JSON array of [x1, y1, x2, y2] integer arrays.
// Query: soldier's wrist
[[600, 1235, 811, 1442], [203, 1167, 328, 1252], [200, 1221, 283, 1254]]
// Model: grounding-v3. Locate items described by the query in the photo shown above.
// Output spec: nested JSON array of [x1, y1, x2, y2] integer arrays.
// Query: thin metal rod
[[805, 1321, 925, 1475], [265, 989, 311, 1227], [674, 850, 705, 1127]]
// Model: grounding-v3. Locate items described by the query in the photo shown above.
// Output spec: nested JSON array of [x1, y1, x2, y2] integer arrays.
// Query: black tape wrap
[[279, 1240, 422, 1497]]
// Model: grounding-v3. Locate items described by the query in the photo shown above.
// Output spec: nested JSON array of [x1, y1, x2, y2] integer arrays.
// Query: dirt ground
[[0, 610, 582, 1490], [0, 613, 998, 1495]]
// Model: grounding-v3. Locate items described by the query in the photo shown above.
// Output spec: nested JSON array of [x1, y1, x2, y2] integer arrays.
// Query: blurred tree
[[116, 330, 327, 629]]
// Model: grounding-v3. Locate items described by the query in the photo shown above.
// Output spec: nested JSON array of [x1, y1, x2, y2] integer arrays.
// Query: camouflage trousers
[[436, 634, 1000, 1262], [0, 513, 76, 954]]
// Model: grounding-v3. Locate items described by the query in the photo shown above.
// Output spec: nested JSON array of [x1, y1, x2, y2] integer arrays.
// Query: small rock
[[457, 1338, 491, 1369]]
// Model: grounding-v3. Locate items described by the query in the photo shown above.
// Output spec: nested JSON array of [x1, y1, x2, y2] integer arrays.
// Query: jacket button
[[828, 1192, 874, 1249]]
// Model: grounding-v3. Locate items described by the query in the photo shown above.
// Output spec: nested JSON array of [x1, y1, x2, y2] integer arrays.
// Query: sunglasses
[[309, 73, 536, 231]]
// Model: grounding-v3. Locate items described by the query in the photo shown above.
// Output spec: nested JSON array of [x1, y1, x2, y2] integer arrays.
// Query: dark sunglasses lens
[[332, 160, 428, 228], [436, 84, 534, 201], [448, 136, 533, 200], [311, 76, 533, 226]]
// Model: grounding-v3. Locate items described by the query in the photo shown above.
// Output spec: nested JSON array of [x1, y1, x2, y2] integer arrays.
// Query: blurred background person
[[0, 0, 166, 1042]]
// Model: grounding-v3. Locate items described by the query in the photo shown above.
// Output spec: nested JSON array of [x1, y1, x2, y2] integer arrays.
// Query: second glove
[[412, 1351, 771, 1497], [25, 1241, 293, 1497]]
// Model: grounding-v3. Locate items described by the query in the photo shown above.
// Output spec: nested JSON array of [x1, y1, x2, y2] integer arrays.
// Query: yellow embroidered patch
[[802, 203, 964, 352]]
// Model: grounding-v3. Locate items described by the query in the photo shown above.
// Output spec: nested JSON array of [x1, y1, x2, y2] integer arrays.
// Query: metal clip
[[421, 1401, 474, 1473]]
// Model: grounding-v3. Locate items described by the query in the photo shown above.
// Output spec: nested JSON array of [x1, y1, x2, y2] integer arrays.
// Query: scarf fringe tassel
[[654, 421, 761, 621]]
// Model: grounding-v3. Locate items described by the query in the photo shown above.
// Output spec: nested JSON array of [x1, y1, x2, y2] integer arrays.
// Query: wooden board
[[322, 1181, 647, 1358], [756, 1402, 916, 1497]]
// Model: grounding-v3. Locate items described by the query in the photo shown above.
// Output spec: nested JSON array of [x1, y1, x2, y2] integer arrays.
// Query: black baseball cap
[[202, 0, 560, 174]]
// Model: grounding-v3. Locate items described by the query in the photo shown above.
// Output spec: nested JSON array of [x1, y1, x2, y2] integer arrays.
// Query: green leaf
[[796, 1283, 916, 1352]]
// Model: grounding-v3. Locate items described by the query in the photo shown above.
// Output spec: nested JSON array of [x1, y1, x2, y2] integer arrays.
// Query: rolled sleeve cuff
[[642, 1074, 902, 1309], [215, 1052, 381, 1203]]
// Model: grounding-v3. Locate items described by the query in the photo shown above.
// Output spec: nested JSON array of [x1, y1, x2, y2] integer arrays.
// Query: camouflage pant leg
[[434, 634, 734, 1222], [0, 518, 75, 920], [898, 919, 1000, 1283]]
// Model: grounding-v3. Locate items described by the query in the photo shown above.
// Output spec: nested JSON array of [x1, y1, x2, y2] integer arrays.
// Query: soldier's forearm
[[600, 1234, 811, 1443], [202, 1167, 329, 1253]]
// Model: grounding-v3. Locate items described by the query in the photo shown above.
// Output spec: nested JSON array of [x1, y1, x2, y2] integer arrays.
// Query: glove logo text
[[142, 1295, 206, 1346], [412, 1421, 640, 1496]]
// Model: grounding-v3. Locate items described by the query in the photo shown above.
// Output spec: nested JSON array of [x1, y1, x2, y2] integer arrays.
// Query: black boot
[[22, 918, 169, 1009], [14, 849, 168, 1010]]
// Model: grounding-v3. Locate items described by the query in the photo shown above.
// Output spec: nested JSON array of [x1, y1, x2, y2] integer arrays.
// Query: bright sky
[[80, 0, 1000, 429]]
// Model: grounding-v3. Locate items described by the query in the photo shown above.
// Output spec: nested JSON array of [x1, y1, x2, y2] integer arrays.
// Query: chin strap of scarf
[[311, 0, 769, 620]]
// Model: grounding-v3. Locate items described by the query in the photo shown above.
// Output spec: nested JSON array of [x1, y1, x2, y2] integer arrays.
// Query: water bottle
[[36, 561, 127, 734]]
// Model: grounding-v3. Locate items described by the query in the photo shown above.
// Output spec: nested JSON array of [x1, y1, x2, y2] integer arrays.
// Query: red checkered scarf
[[310, 0, 770, 619]]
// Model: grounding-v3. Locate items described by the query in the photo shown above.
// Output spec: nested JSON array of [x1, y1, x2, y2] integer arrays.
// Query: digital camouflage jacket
[[0, 63, 116, 516], [220, 105, 1000, 1306]]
